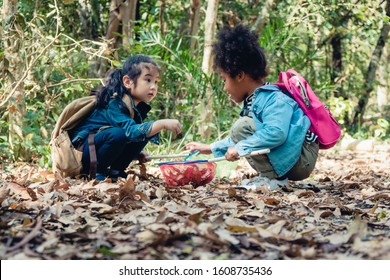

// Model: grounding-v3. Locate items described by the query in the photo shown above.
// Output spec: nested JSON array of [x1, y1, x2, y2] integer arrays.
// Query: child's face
[[127, 64, 160, 105], [219, 69, 247, 103]]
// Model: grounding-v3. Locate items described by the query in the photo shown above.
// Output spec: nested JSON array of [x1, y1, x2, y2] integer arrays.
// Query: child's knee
[[287, 141, 319, 181], [98, 127, 126, 144], [230, 117, 256, 143]]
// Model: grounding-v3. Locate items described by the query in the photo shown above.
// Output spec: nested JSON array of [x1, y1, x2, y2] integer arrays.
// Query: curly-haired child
[[186, 25, 319, 190]]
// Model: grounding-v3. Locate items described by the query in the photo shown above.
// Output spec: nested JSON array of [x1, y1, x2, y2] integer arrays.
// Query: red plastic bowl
[[159, 162, 216, 187]]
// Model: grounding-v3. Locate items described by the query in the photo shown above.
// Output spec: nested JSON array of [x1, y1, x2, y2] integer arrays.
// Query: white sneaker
[[241, 176, 288, 191], [269, 178, 289, 190], [241, 176, 270, 190]]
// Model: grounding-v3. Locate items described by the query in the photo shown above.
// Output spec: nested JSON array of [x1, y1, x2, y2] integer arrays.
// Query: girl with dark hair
[[186, 25, 319, 190], [69, 55, 182, 181]]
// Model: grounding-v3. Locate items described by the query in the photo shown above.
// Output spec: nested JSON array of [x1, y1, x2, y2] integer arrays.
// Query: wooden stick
[[146, 154, 189, 160]]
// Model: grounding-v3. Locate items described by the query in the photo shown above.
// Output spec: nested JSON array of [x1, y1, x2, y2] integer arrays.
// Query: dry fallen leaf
[[0, 186, 10, 204], [0, 148, 389, 260]]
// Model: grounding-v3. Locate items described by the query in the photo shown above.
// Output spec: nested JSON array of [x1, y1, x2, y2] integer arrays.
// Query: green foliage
[[1, 0, 389, 167], [377, 210, 388, 220], [127, 29, 234, 147], [0, 120, 12, 161], [1, 1, 105, 164], [353, 117, 390, 141]]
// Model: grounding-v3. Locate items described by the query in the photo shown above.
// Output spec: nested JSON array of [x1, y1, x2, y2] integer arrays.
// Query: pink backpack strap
[[279, 71, 290, 88], [286, 69, 306, 85], [276, 71, 290, 91], [280, 70, 311, 108]]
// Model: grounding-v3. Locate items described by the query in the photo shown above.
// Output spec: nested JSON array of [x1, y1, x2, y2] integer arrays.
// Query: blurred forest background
[[1, 0, 389, 169]]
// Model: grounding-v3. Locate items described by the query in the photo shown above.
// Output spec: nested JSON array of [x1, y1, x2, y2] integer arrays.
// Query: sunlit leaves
[[1, 148, 389, 259]]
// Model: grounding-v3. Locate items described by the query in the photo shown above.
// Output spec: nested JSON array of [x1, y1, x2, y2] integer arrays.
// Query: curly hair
[[213, 25, 268, 81]]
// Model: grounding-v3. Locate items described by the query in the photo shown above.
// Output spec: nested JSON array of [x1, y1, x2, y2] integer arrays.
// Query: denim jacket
[[210, 85, 310, 177], [69, 96, 159, 147]]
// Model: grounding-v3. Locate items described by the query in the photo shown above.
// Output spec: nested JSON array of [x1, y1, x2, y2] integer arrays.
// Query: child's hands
[[148, 119, 182, 137], [162, 119, 182, 134], [185, 142, 212, 154], [225, 146, 239, 161], [137, 151, 149, 163]]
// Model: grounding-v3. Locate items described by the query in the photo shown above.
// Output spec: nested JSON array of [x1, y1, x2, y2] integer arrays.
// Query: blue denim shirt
[[69, 97, 159, 146], [210, 85, 310, 177]]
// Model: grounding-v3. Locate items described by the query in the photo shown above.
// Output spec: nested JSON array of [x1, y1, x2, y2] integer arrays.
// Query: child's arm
[[186, 141, 238, 161], [185, 142, 212, 154], [147, 119, 182, 137]]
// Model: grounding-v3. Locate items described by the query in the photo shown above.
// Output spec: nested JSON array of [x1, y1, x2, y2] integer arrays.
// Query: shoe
[[108, 169, 128, 181], [269, 178, 289, 190], [95, 173, 107, 181], [241, 176, 288, 191], [241, 176, 270, 190]]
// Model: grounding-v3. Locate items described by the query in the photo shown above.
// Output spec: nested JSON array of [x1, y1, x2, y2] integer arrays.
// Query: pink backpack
[[275, 69, 341, 149]]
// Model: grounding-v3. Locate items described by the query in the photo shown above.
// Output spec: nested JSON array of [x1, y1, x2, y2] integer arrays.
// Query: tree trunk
[[376, 44, 388, 113], [189, 0, 201, 51], [106, 0, 121, 45], [78, 0, 93, 39], [352, 0, 390, 126], [2, 0, 30, 161], [252, 0, 275, 34], [198, 0, 219, 139], [95, 0, 120, 76], [330, 33, 343, 97], [78, 0, 101, 39], [105, 0, 137, 50], [159, 0, 166, 35], [97, 0, 138, 75], [121, 0, 138, 47]]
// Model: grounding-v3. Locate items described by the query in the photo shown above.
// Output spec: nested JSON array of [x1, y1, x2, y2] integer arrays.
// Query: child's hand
[[162, 119, 182, 134], [225, 146, 239, 161], [185, 142, 212, 154], [137, 151, 149, 163], [149, 119, 182, 137]]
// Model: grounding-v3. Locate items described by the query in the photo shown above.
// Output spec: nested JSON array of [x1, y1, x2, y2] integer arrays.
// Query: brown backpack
[[50, 95, 96, 178], [50, 94, 134, 178]]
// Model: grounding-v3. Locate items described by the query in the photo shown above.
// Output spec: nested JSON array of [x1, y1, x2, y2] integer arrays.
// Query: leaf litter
[[0, 147, 389, 260]]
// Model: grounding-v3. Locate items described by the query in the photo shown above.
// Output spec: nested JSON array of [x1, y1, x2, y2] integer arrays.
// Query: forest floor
[[0, 143, 389, 260]]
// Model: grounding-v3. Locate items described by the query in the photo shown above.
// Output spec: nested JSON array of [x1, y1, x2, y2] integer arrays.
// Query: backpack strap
[[277, 71, 311, 108], [122, 94, 135, 119], [88, 134, 97, 179]]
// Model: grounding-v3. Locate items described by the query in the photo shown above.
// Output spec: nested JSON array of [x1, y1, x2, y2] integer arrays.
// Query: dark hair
[[213, 25, 268, 81], [96, 55, 159, 110]]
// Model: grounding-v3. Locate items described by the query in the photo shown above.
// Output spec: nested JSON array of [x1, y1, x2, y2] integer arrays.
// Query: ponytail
[[96, 69, 126, 108]]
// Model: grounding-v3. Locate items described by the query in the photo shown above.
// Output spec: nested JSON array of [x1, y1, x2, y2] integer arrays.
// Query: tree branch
[[0, 33, 61, 108], [46, 78, 103, 89], [0, 0, 61, 109]]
